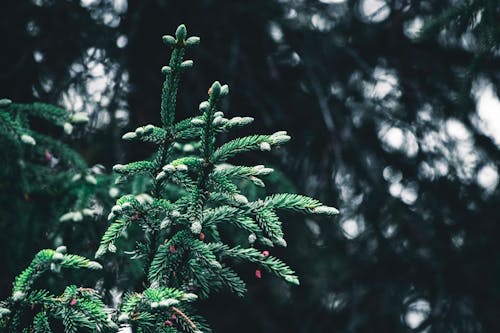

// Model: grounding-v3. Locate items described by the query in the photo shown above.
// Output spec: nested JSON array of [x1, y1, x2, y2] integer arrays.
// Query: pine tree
[[95, 24, 339, 333], [1, 24, 338, 333]]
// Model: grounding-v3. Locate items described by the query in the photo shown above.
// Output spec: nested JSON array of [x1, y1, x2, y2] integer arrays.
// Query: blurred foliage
[[0, 0, 499, 332]]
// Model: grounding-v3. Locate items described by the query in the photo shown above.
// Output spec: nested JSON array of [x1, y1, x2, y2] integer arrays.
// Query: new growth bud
[[122, 132, 136, 140], [190, 221, 202, 234], [70, 112, 90, 123], [181, 60, 193, 68], [259, 142, 271, 151], [0, 98, 12, 107], [175, 24, 187, 41], [248, 233, 257, 244], [186, 36, 200, 46], [199, 101, 210, 112], [191, 118, 205, 125], [21, 134, 36, 146], [233, 194, 249, 204], [312, 205, 340, 215], [162, 35, 176, 46], [63, 122, 74, 134]]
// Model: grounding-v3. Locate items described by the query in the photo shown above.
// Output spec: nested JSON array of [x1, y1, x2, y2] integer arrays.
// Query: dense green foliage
[[0, 24, 338, 332], [1, 0, 499, 332]]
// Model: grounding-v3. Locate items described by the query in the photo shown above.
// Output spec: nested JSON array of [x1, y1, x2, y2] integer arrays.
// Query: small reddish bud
[[131, 212, 140, 221], [255, 269, 262, 279], [208, 88, 212, 95], [165, 320, 173, 327], [70, 298, 77, 306], [171, 313, 177, 320], [169, 245, 176, 254], [199, 232, 205, 241], [262, 250, 270, 257], [44, 149, 53, 162]]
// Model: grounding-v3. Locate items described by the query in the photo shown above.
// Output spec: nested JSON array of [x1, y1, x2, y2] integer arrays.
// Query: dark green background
[[1, 0, 499, 332]]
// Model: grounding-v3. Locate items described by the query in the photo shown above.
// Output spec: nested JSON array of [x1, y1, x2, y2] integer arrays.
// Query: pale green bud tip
[[113, 164, 125, 172], [111, 205, 122, 213], [122, 202, 132, 209], [163, 164, 175, 172], [270, 131, 291, 144], [160, 217, 170, 229], [107, 212, 115, 221], [183, 144, 194, 152], [0, 98, 12, 106], [210, 81, 221, 95], [190, 221, 202, 234], [135, 127, 144, 135], [159, 298, 179, 307], [212, 117, 224, 126], [210, 260, 222, 269], [176, 164, 188, 171], [135, 193, 154, 205], [250, 176, 265, 187], [312, 205, 340, 215], [220, 84, 229, 96], [95, 246, 106, 258], [186, 36, 200, 46], [191, 118, 205, 125], [12, 291, 25, 301], [87, 261, 103, 269], [240, 117, 254, 125], [248, 233, 257, 244], [21, 134, 36, 146], [82, 208, 94, 216], [182, 293, 198, 301], [109, 187, 120, 197], [156, 171, 166, 181], [71, 173, 81, 182], [259, 142, 271, 151], [161, 66, 172, 74], [150, 302, 159, 308], [122, 132, 136, 140], [55, 245, 67, 254], [52, 252, 64, 261], [171, 210, 181, 218], [0, 307, 11, 317], [63, 122, 73, 134], [276, 237, 287, 247], [85, 174, 97, 185], [233, 194, 249, 204], [181, 60, 193, 68], [285, 275, 300, 285], [108, 243, 117, 253], [72, 211, 83, 221], [50, 262, 60, 272], [70, 112, 89, 123], [144, 124, 155, 132], [162, 35, 176, 45], [175, 24, 187, 41], [60, 212, 75, 222], [199, 101, 210, 112]]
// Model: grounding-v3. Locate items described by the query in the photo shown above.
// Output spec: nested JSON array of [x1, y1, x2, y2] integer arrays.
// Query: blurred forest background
[[1, 0, 500, 332]]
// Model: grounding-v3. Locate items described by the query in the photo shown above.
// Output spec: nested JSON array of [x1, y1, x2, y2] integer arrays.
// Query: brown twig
[[171, 306, 196, 329]]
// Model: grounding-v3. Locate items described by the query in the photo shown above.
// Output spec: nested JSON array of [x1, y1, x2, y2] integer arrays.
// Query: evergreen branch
[[208, 243, 299, 285], [160, 24, 199, 130]]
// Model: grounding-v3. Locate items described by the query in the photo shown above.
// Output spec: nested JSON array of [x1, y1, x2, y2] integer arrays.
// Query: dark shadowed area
[[1, 0, 499, 332]]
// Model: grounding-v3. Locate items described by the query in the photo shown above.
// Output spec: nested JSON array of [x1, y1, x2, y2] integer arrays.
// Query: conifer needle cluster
[[1, 24, 338, 333]]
